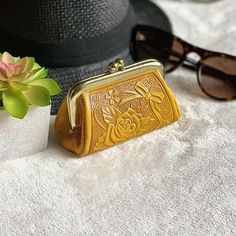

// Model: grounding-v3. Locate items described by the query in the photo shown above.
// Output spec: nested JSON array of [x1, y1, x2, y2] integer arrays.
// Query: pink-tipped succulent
[[0, 52, 60, 118]]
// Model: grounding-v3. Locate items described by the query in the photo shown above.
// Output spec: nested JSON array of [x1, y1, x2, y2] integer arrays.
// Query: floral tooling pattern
[[94, 107, 154, 151], [91, 74, 175, 152]]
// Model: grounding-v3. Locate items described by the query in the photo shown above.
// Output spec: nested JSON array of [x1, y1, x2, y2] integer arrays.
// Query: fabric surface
[[0, 0, 236, 235]]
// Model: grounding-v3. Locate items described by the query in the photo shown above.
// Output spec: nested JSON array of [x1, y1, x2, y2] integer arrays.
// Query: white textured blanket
[[0, 0, 236, 235]]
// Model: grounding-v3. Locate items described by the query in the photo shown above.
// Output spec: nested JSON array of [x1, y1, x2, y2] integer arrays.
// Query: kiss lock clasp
[[108, 58, 125, 73]]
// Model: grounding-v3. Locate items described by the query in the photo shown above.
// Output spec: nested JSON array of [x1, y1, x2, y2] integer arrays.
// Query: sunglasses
[[131, 25, 236, 101]]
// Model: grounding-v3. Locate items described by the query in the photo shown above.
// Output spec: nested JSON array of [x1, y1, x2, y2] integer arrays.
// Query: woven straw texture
[[0, 0, 129, 42]]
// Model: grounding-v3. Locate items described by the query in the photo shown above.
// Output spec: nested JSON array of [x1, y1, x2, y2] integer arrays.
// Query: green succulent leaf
[[15, 57, 35, 74], [13, 56, 20, 62], [23, 85, 50, 106], [2, 88, 29, 119], [0, 52, 60, 117], [0, 74, 7, 81], [22, 57, 35, 73], [10, 73, 29, 82], [0, 81, 8, 91], [32, 62, 41, 70], [2, 52, 15, 64], [24, 67, 48, 83], [9, 81, 29, 91], [29, 78, 60, 95]]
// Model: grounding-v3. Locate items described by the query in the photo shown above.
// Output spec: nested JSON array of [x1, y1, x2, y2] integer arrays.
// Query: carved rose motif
[[112, 108, 141, 140], [94, 107, 154, 151]]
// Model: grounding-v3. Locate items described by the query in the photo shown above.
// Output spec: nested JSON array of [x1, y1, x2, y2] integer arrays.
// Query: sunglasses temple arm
[[182, 57, 199, 69], [168, 49, 200, 70]]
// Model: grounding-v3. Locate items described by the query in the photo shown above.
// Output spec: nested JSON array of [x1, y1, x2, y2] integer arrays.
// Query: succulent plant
[[0, 52, 60, 119]]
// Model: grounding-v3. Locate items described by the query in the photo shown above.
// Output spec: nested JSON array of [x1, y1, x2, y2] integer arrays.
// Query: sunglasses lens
[[133, 28, 185, 72], [200, 56, 236, 99]]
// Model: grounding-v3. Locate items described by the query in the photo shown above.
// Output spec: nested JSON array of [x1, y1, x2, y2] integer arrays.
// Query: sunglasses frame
[[131, 25, 236, 101]]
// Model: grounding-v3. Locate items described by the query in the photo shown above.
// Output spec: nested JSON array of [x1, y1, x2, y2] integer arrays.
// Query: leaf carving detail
[[139, 117, 154, 134], [102, 107, 121, 124], [94, 133, 107, 151]]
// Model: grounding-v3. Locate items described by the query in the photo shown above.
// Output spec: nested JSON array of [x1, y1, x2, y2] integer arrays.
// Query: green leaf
[[0, 81, 8, 91], [32, 62, 41, 70], [23, 85, 50, 106], [23, 57, 35, 73], [15, 57, 35, 74], [28, 78, 60, 95], [13, 56, 20, 62], [24, 68, 48, 83], [0, 74, 7, 81], [2, 88, 29, 119], [1, 52, 14, 64], [10, 73, 29, 82], [9, 81, 29, 91]]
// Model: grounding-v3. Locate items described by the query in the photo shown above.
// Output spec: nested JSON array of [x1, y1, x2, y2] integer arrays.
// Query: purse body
[[55, 59, 180, 156]]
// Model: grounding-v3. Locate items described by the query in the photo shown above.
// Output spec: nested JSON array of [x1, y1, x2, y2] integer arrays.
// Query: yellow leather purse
[[55, 59, 180, 156]]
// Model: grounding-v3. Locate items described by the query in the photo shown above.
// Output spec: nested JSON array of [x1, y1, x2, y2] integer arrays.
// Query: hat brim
[[131, 0, 172, 32]]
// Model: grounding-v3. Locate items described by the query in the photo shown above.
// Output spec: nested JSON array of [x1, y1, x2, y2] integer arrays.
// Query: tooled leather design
[[89, 72, 177, 152]]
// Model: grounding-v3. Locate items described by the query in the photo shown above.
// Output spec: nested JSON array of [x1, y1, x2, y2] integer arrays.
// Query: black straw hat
[[0, 0, 172, 114]]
